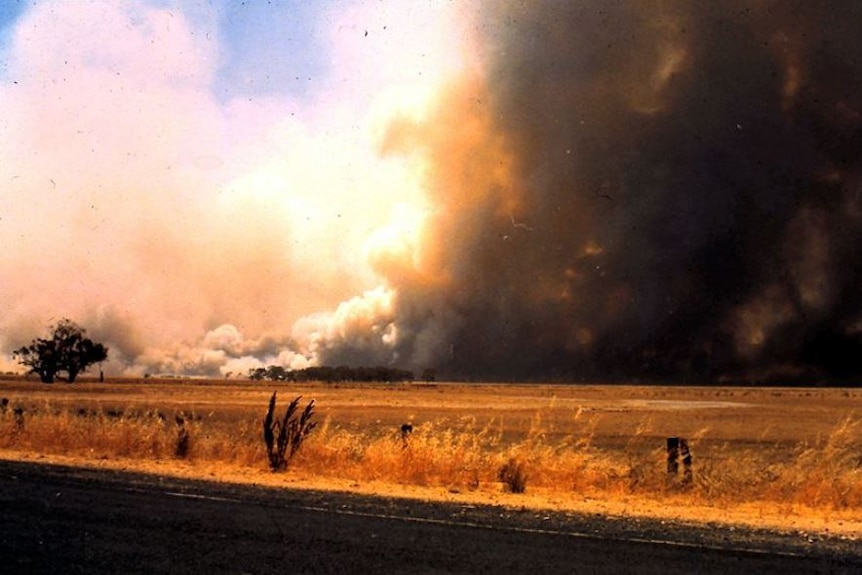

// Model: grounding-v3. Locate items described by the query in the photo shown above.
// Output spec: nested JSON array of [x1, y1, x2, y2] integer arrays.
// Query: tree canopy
[[13, 319, 108, 383]]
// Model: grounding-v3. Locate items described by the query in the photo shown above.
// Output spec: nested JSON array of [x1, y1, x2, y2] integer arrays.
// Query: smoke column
[[2, 1, 861, 383], [0, 1, 465, 377], [312, 1, 862, 382]]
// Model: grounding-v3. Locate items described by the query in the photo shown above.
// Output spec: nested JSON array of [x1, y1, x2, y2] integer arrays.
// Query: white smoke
[[0, 0, 475, 376]]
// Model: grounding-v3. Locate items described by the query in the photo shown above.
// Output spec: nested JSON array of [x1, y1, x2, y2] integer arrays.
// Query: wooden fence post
[[400, 423, 413, 449], [666, 437, 680, 475]]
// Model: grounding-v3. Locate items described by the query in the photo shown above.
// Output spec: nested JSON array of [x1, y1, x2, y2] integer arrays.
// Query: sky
[[1, 1, 861, 383]]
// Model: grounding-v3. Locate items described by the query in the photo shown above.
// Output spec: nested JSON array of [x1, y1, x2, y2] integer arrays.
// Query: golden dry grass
[[1, 377, 861, 523]]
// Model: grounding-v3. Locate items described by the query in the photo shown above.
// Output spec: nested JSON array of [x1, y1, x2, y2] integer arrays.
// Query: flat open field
[[2, 377, 858, 447], [2, 377, 861, 536]]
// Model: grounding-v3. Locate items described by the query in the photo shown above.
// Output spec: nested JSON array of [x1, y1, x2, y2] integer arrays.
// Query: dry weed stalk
[[263, 392, 317, 471]]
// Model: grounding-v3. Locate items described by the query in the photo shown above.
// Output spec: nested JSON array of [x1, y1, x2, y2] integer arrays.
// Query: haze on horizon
[[1, 1, 860, 383]]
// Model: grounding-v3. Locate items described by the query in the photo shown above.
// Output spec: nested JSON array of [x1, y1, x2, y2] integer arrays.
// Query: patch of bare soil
[[3, 448, 859, 542]]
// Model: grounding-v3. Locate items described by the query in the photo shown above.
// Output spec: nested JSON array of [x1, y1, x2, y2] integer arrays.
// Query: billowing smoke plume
[[312, 1, 862, 382], [0, 1, 463, 377], [3, 2, 861, 382]]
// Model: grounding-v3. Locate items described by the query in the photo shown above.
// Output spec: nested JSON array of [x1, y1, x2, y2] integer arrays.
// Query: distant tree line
[[247, 365, 415, 383]]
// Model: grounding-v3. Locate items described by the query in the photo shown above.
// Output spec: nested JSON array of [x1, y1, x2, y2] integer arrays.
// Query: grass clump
[[174, 414, 190, 459], [498, 458, 528, 493]]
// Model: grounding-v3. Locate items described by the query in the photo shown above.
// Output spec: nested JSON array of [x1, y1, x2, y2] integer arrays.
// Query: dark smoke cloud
[[322, 0, 862, 382]]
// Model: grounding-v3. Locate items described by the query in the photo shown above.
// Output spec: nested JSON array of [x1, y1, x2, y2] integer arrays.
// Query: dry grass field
[[2, 376, 861, 534]]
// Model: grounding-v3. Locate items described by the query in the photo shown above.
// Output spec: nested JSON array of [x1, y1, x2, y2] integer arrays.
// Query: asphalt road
[[1, 460, 859, 574]]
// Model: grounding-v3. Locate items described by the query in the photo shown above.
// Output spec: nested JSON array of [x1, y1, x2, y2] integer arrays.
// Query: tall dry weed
[[2, 399, 861, 515], [297, 417, 501, 489], [667, 416, 862, 511], [0, 404, 175, 459]]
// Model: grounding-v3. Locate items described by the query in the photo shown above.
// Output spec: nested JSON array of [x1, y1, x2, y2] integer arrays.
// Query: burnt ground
[[1, 459, 860, 574]]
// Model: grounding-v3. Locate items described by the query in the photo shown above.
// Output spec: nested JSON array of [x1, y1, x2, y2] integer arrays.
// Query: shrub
[[263, 392, 317, 471]]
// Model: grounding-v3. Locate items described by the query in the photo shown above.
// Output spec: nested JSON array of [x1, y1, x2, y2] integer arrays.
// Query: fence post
[[400, 423, 413, 449], [666, 437, 679, 475]]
